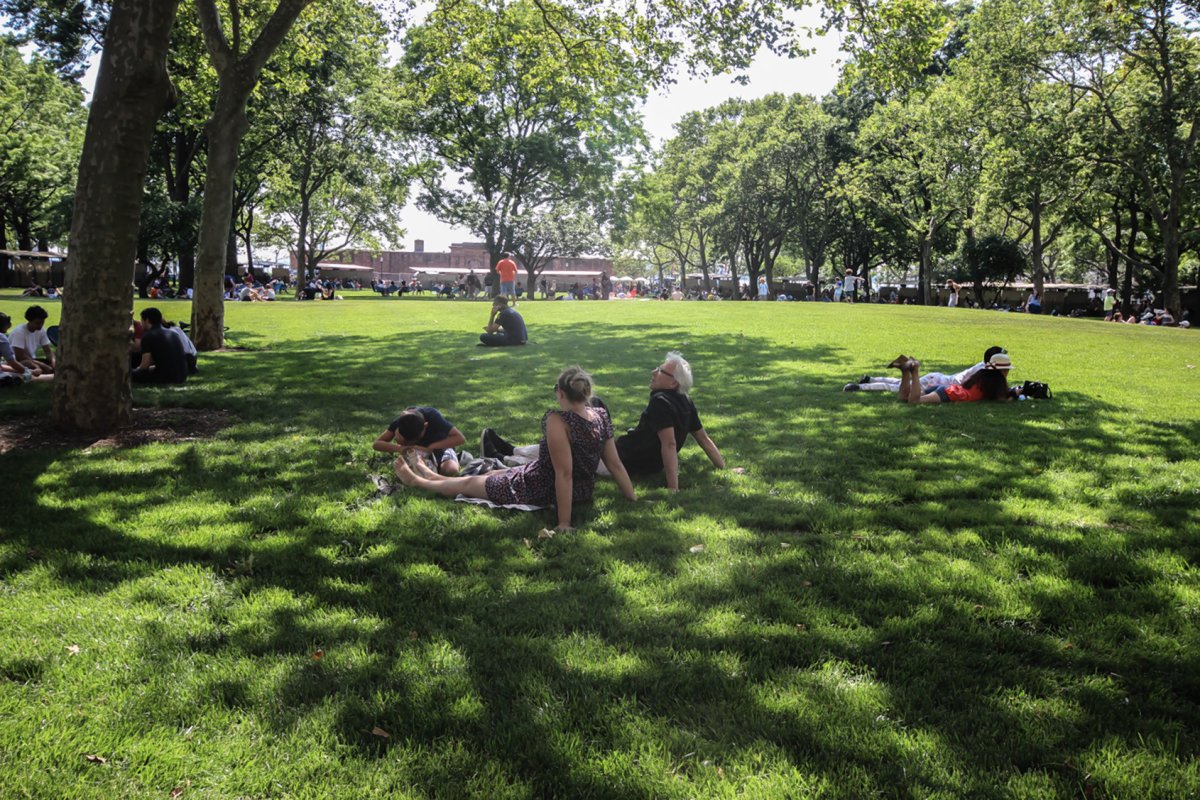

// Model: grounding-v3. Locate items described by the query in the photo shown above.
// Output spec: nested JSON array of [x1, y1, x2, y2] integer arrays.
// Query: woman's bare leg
[[904, 360, 924, 403], [897, 359, 913, 402], [394, 461, 491, 499]]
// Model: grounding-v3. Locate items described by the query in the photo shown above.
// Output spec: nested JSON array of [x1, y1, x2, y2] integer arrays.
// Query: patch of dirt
[[0, 408, 234, 454]]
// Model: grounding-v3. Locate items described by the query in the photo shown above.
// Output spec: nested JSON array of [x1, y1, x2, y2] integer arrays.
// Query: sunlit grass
[[1, 292, 1198, 798]]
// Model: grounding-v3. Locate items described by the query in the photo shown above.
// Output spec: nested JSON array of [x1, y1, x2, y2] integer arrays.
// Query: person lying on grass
[[480, 351, 726, 492], [895, 351, 1013, 403], [373, 407, 466, 476], [394, 366, 636, 531], [845, 345, 1006, 393]]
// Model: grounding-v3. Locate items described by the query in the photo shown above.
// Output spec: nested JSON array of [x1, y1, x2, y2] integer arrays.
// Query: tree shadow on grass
[[2, 322, 1199, 797]]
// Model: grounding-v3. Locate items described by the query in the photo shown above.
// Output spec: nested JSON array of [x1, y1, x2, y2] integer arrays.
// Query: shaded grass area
[[1, 294, 1198, 798]]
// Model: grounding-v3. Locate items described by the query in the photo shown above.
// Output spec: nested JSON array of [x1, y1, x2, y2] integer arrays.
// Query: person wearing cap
[[846, 346, 1007, 393], [896, 351, 1013, 403], [1102, 288, 1117, 320]]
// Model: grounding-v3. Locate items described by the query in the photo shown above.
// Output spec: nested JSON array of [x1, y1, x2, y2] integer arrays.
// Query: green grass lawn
[[1, 292, 1198, 799]]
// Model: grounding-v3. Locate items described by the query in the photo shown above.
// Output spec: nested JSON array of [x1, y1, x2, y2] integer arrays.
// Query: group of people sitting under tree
[[379, 352, 726, 530]]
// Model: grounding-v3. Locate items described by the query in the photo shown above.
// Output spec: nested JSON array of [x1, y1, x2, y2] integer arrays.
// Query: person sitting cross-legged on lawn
[[481, 351, 725, 492], [0, 312, 36, 383], [896, 351, 1013, 403], [845, 345, 1006, 393], [10, 305, 56, 376], [480, 296, 527, 347], [162, 319, 198, 375], [395, 367, 636, 531], [374, 406, 466, 476], [132, 308, 189, 384]]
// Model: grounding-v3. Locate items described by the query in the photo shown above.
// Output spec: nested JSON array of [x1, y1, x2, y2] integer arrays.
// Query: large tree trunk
[[52, 0, 181, 432], [1029, 193, 1045, 295], [191, 0, 313, 350], [918, 233, 933, 306], [192, 90, 248, 350]]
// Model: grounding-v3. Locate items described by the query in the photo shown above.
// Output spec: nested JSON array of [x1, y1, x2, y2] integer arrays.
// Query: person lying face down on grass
[[480, 351, 726, 492], [845, 346, 1006, 393], [373, 407, 466, 476], [895, 351, 1014, 403], [394, 366, 636, 532]]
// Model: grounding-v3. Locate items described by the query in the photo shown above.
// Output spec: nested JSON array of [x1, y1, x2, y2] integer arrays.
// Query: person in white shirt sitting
[[9, 305, 55, 375]]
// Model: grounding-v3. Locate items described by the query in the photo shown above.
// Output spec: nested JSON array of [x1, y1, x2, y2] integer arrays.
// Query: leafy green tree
[[0, 42, 85, 267], [959, 0, 1088, 295], [510, 203, 608, 298], [190, 0, 317, 350], [257, 2, 409, 284], [0, 0, 108, 79], [147, 11, 217, 290], [1033, 0, 1200, 315], [841, 81, 980, 303], [963, 233, 1025, 305], [398, 0, 646, 290]]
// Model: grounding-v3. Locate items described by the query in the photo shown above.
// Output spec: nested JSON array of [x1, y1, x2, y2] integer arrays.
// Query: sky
[[77, 7, 846, 255]]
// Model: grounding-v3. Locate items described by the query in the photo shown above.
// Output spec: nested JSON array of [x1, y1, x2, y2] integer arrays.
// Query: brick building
[[325, 241, 612, 284]]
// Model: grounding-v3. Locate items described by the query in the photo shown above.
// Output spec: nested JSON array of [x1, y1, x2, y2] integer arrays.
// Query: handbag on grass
[[1019, 381, 1052, 400]]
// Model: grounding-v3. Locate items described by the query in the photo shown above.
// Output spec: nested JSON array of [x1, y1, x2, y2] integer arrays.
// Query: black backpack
[[1020, 380, 1052, 400]]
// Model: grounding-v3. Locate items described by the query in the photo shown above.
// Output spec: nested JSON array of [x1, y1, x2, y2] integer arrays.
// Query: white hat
[[988, 353, 1013, 370]]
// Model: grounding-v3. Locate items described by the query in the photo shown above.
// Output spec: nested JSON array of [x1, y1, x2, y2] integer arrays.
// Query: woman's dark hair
[[963, 368, 1009, 401], [555, 366, 592, 404]]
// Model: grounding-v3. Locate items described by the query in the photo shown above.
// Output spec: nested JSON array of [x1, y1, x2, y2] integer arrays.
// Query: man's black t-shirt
[[616, 390, 702, 474], [388, 406, 454, 455], [138, 325, 188, 383], [496, 307, 527, 343]]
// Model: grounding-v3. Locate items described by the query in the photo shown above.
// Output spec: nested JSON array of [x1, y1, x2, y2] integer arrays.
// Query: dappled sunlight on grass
[[2, 294, 1199, 796]]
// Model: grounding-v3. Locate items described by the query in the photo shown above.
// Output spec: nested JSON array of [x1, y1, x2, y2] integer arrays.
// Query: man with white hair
[[480, 351, 726, 491]]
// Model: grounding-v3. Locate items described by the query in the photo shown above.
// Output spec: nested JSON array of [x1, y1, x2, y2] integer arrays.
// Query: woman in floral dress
[[393, 366, 636, 530]]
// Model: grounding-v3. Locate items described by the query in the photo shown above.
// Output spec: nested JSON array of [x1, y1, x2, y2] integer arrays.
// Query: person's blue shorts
[[500, 281, 516, 296], [933, 386, 952, 402]]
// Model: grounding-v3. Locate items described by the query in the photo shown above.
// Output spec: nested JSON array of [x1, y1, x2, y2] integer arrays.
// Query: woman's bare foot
[[905, 359, 921, 371], [393, 459, 419, 486], [412, 458, 440, 479], [888, 354, 910, 369]]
